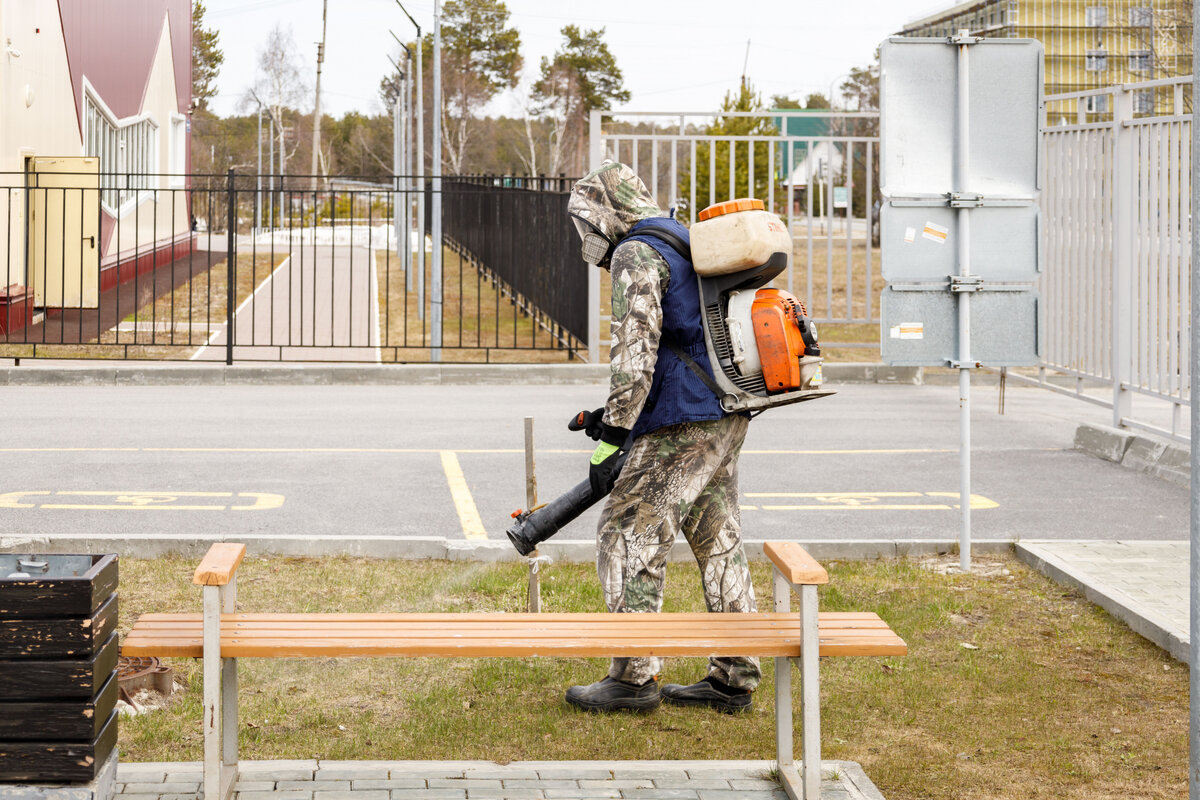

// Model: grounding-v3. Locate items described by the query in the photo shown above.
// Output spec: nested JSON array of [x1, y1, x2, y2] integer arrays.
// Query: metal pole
[[392, 74, 402, 255], [416, 34, 425, 322], [256, 108, 262, 229], [268, 116, 275, 229], [430, 0, 443, 361], [1189, 7, 1199, 797], [587, 109, 603, 363], [405, 59, 413, 292], [311, 0, 328, 190], [226, 169, 236, 366], [956, 31, 972, 573]]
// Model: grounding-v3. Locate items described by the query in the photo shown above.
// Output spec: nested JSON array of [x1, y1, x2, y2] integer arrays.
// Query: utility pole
[[311, 0, 328, 190], [741, 39, 750, 90], [431, 0, 443, 360], [256, 106, 263, 229], [395, 0, 425, 318]]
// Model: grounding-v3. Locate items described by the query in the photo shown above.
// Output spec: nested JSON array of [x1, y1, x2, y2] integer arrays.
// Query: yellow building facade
[[900, 1, 1191, 113]]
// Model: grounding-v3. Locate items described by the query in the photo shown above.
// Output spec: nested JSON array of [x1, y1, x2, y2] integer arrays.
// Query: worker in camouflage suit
[[563, 161, 760, 713]]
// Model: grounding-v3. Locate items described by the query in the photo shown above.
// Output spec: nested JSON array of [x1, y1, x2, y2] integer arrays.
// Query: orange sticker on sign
[[922, 221, 949, 244]]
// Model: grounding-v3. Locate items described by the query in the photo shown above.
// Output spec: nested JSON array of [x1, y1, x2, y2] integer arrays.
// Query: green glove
[[589, 440, 622, 497]]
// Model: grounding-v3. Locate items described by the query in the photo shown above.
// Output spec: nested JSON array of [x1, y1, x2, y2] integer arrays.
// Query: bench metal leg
[[772, 572, 794, 769], [773, 571, 804, 800], [800, 583, 820, 800], [203, 580, 239, 800]]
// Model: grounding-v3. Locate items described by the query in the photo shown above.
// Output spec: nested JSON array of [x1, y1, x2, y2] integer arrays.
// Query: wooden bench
[[122, 542, 906, 800]]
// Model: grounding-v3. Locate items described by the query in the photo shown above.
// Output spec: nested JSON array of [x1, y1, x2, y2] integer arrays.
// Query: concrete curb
[[1015, 541, 1190, 663], [0, 533, 1015, 562], [1073, 422, 1189, 486], [0, 361, 922, 387]]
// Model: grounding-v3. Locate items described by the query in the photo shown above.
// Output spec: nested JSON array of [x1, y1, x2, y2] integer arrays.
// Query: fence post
[[1112, 86, 1134, 428], [587, 109, 603, 364], [226, 168, 235, 366]]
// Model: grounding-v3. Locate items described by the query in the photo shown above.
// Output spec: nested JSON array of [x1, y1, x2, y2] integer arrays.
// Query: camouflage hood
[[568, 161, 665, 246]]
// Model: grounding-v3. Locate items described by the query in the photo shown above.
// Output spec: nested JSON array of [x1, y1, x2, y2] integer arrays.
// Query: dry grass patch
[[375, 247, 583, 364], [116, 552, 1186, 799], [0, 253, 285, 360]]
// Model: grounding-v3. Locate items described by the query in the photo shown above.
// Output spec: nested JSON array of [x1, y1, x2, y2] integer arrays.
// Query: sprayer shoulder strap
[[628, 225, 692, 262], [660, 333, 726, 403]]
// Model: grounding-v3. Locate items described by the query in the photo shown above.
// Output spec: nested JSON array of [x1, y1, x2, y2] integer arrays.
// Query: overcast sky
[[204, 0, 952, 119]]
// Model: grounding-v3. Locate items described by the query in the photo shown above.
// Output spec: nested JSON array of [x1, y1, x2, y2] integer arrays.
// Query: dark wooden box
[[0, 711, 117, 783], [0, 554, 119, 783], [0, 632, 118, 700]]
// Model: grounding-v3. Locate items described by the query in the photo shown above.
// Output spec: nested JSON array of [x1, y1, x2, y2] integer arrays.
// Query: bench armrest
[[194, 543, 247, 586], [763, 542, 828, 586]]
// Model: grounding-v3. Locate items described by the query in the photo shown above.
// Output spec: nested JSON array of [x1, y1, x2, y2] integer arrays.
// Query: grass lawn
[[375, 245, 584, 364], [0, 253, 286, 361], [117, 553, 1185, 800]]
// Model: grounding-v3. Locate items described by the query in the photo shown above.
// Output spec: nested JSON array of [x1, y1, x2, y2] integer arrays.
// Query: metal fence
[[587, 108, 882, 360], [0, 170, 585, 363], [1036, 76, 1192, 441]]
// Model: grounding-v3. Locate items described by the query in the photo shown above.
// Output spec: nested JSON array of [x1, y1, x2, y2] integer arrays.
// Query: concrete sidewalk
[[1016, 540, 1190, 663], [113, 760, 888, 800]]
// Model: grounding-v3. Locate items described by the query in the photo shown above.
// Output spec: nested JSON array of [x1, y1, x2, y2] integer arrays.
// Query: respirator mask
[[571, 215, 614, 268]]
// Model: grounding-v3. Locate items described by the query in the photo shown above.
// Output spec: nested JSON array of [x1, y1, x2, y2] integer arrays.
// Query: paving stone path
[[114, 760, 888, 800]]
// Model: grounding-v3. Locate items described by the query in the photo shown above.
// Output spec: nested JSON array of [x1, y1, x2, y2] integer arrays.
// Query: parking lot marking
[[742, 491, 998, 511], [440, 451, 488, 540], [0, 491, 284, 511]]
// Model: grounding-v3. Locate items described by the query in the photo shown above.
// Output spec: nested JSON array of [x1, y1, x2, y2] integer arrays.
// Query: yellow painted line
[[440, 450, 488, 540], [747, 492, 924, 498], [0, 491, 284, 511], [743, 491, 998, 511]]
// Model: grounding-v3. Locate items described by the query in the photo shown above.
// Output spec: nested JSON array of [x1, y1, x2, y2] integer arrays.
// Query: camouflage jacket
[[605, 240, 671, 431]]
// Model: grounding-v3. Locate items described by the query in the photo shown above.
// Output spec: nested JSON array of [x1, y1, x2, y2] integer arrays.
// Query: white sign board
[[879, 37, 1044, 200]]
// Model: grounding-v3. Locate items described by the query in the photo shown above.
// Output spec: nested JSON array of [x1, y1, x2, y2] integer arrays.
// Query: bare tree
[[244, 25, 310, 176]]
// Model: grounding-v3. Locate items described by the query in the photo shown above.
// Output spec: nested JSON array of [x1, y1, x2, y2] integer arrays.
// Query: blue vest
[[622, 217, 727, 440]]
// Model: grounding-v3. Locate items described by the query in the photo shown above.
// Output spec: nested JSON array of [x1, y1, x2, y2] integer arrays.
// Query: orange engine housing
[[751, 289, 811, 392]]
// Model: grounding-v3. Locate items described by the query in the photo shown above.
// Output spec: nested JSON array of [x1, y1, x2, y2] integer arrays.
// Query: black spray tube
[[505, 451, 629, 556]]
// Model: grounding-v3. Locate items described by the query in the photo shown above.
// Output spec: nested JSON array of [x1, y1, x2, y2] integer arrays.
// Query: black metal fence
[[441, 176, 586, 344], [0, 170, 586, 363]]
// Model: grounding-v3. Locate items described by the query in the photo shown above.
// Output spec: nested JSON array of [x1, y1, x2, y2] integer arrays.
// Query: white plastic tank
[[690, 198, 792, 276]]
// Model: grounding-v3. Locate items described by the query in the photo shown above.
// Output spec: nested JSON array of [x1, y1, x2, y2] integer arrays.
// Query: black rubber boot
[[660, 676, 752, 713], [564, 676, 661, 712]]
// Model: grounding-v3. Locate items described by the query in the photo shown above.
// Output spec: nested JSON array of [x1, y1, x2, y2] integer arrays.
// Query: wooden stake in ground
[[524, 416, 541, 613]]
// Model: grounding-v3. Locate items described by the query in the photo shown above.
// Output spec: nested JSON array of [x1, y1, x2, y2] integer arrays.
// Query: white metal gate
[[587, 109, 881, 362], [1037, 76, 1191, 442]]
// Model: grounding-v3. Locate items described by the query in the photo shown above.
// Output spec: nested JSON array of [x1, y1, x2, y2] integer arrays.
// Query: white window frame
[[1130, 6, 1153, 26], [82, 80, 158, 216], [1084, 94, 1109, 114], [169, 113, 187, 188], [1128, 50, 1153, 74], [1133, 90, 1155, 115], [1084, 6, 1107, 26], [1085, 50, 1108, 72]]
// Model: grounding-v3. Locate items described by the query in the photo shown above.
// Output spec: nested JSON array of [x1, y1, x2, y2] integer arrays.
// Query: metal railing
[[588, 109, 883, 356], [1036, 76, 1192, 441], [0, 171, 586, 363]]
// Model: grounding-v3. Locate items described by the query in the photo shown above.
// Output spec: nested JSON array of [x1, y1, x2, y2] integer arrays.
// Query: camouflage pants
[[597, 414, 761, 690]]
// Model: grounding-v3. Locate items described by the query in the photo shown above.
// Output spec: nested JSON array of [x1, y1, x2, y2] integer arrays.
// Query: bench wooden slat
[[122, 612, 906, 659], [135, 611, 883, 623], [124, 637, 904, 659], [193, 543, 246, 587]]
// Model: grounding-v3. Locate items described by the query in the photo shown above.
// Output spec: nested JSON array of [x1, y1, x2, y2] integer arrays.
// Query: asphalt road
[[0, 381, 1186, 543]]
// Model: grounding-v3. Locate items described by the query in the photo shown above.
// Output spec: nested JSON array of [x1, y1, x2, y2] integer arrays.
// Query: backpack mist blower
[[506, 199, 835, 557]]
